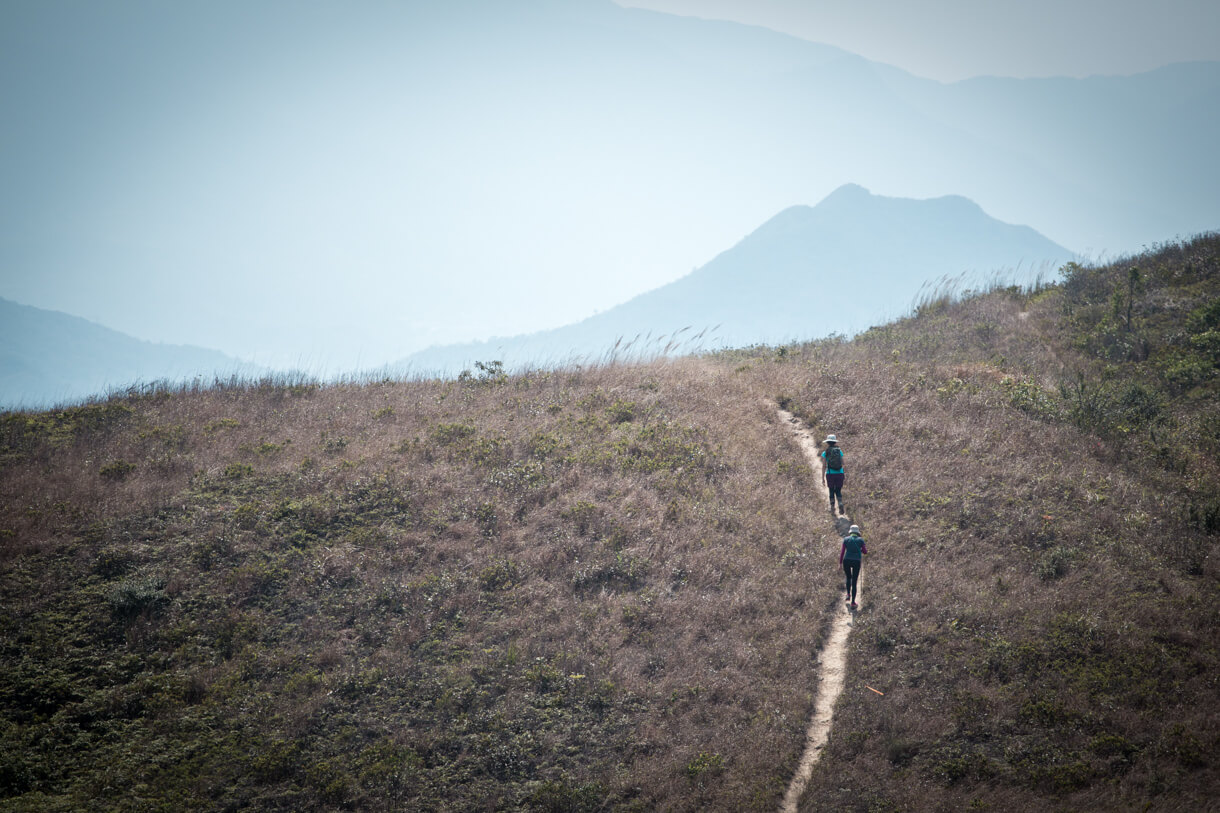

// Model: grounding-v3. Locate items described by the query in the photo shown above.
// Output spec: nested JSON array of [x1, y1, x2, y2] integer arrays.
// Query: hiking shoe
[[850, 602, 858, 610]]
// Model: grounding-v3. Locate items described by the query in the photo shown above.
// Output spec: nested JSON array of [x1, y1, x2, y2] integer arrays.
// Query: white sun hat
[[824, 434, 838, 443]]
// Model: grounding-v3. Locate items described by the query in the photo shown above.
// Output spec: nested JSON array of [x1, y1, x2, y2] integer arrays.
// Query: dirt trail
[[777, 409, 858, 813]]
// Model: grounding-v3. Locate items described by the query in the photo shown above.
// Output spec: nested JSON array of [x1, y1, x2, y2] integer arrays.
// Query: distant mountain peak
[[812, 184, 888, 215], [812, 184, 989, 220], [0, 298, 259, 409], [733, 184, 1034, 259], [392, 188, 1076, 374], [821, 183, 873, 202]]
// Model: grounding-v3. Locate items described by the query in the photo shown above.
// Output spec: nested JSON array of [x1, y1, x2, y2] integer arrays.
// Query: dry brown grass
[[2, 242, 1216, 810], [0, 359, 848, 810], [739, 283, 1219, 812]]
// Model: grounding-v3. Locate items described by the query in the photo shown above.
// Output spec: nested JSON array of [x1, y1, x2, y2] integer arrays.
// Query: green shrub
[[433, 422, 477, 446], [1, 403, 134, 455], [1159, 723, 1206, 768], [605, 399, 637, 424], [458, 359, 508, 386], [1035, 546, 1073, 581], [203, 417, 240, 434], [94, 547, 136, 579], [251, 738, 303, 781], [1088, 734, 1137, 758], [1030, 760, 1094, 793], [474, 501, 499, 536], [138, 423, 189, 450], [615, 420, 716, 475], [928, 743, 995, 786], [524, 778, 605, 812], [319, 432, 349, 454], [1187, 490, 1220, 535], [108, 576, 168, 621], [685, 751, 724, 784], [573, 553, 646, 593], [886, 737, 920, 767], [304, 758, 354, 804], [1002, 376, 1061, 420], [487, 460, 547, 500], [232, 502, 261, 530], [479, 559, 522, 591], [471, 436, 511, 467], [526, 431, 563, 460], [223, 462, 254, 479], [99, 460, 136, 481], [1163, 354, 1213, 391], [253, 438, 289, 456], [524, 658, 565, 694]]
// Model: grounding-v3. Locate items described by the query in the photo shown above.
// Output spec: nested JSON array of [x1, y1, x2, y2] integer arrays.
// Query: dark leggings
[[843, 559, 861, 602], [826, 473, 845, 509]]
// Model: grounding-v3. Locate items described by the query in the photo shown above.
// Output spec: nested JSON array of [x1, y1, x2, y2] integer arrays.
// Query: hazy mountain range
[[3, 185, 1074, 406], [0, 298, 258, 409], [2, 0, 1215, 370], [391, 184, 1076, 374]]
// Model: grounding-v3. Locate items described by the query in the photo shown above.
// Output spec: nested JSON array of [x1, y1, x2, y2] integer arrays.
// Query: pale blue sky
[[619, 0, 1220, 82], [1, 1, 1216, 372]]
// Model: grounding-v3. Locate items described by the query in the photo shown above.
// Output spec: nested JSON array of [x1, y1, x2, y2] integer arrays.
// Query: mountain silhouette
[[0, 298, 258, 409], [2, 2, 1215, 370], [394, 185, 1076, 374]]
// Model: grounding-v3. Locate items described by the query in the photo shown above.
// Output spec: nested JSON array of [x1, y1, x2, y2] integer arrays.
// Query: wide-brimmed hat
[[849, 525, 860, 535], [824, 434, 838, 444]]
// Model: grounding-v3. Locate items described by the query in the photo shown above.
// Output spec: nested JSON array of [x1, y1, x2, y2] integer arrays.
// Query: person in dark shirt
[[839, 524, 867, 609]]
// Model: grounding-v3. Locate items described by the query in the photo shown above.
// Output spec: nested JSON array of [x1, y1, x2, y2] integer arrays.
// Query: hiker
[[840, 524, 867, 609], [820, 434, 845, 515]]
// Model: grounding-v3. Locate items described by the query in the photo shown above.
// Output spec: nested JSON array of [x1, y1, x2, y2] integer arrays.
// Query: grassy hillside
[[1, 235, 1217, 811], [750, 233, 1220, 811], [1, 362, 835, 811]]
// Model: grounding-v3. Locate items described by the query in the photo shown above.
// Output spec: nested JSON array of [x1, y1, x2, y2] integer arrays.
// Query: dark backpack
[[825, 446, 843, 470]]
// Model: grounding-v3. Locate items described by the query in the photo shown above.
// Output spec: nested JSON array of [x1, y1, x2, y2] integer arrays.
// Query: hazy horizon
[[617, 0, 1220, 83], [2, 0, 1217, 372]]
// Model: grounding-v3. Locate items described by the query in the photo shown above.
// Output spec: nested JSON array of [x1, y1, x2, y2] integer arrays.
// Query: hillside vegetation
[[1, 361, 832, 810], [2, 235, 1217, 811], [754, 233, 1220, 811]]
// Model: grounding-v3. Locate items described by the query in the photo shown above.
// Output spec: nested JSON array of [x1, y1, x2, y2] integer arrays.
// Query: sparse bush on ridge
[[0, 236, 1217, 811]]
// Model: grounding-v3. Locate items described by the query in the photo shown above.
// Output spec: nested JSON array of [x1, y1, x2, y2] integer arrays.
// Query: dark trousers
[[826, 473, 845, 510], [843, 558, 861, 602]]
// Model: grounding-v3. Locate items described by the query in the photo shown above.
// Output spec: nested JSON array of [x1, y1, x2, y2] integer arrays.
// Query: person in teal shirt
[[820, 434, 846, 515], [839, 524, 867, 609]]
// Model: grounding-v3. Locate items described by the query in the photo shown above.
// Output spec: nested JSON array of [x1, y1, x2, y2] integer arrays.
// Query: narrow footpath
[[777, 409, 859, 813]]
